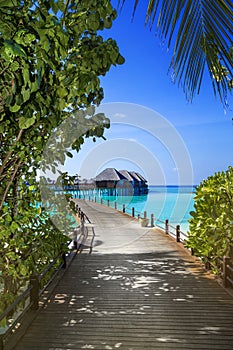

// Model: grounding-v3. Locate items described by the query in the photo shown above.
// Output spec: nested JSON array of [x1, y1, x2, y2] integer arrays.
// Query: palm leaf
[[119, 0, 233, 104]]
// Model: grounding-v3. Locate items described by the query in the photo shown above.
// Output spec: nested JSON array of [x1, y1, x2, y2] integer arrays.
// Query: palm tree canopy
[[119, 0, 233, 105]]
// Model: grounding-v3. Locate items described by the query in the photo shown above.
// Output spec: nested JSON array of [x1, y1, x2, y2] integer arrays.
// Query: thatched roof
[[95, 168, 147, 184], [118, 170, 134, 182], [130, 171, 147, 182], [95, 168, 126, 182], [127, 171, 141, 182]]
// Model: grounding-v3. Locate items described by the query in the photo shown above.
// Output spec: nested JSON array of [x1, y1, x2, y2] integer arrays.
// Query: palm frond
[[119, 0, 233, 104]]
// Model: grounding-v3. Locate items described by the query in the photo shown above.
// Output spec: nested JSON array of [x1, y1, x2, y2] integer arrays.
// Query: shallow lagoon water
[[74, 186, 195, 233]]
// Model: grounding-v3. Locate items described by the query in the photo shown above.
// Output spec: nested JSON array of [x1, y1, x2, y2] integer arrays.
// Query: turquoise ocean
[[72, 186, 195, 234]]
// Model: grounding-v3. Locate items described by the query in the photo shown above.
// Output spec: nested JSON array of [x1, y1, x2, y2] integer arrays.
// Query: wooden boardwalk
[[12, 200, 233, 350]]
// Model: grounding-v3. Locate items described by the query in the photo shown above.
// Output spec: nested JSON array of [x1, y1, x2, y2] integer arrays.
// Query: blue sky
[[63, 1, 233, 186]]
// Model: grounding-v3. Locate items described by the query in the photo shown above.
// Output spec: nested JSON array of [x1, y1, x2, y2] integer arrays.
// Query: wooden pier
[[10, 200, 233, 350]]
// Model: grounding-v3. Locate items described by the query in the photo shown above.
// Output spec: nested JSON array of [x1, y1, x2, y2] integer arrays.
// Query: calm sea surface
[[73, 186, 195, 233]]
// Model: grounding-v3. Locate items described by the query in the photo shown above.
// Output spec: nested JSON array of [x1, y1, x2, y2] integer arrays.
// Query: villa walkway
[[12, 200, 233, 350]]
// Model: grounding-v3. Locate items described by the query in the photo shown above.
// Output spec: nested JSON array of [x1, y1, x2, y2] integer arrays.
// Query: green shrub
[[187, 167, 233, 261]]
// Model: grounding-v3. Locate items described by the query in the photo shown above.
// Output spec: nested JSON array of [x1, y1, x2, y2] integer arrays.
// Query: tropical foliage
[[187, 167, 233, 264], [0, 0, 123, 315], [120, 0, 233, 104]]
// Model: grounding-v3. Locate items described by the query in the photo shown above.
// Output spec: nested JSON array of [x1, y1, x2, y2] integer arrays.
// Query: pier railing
[[203, 256, 233, 289], [74, 204, 95, 254], [84, 194, 188, 244], [80, 195, 233, 290], [0, 202, 95, 350], [0, 244, 74, 350]]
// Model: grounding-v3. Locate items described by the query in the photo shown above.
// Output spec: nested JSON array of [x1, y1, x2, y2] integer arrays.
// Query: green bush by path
[[187, 167, 233, 262]]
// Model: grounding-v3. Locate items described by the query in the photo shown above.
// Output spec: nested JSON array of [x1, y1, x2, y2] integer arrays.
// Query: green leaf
[[22, 67, 30, 86], [9, 104, 21, 112], [31, 81, 39, 93], [57, 86, 68, 98], [24, 34, 36, 45], [87, 13, 100, 31], [20, 264, 28, 276], [0, 0, 15, 7], [66, 151, 73, 158], [4, 39, 27, 58], [116, 54, 125, 65], [19, 116, 36, 129], [10, 61, 20, 72], [57, 0, 66, 12], [5, 214, 12, 222], [5, 94, 13, 106], [104, 18, 112, 29], [22, 88, 31, 102], [10, 222, 19, 231]]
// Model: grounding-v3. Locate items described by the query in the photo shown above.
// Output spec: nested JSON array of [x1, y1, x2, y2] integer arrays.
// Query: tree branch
[[0, 158, 22, 211], [0, 129, 23, 178], [62, 0, 71, 24]]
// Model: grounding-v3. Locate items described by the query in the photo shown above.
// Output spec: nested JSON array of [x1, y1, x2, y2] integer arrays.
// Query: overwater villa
[[52, 168, 148, 196], [94, 168, 148, 196]]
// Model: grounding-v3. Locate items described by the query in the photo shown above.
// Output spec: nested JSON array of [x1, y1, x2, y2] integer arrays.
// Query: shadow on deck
[[4, 199, 233, 350], [10, 250, 233, 350]]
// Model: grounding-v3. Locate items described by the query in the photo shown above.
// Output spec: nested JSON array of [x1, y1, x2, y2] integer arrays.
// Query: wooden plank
[[9, 201, 233, 350]]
